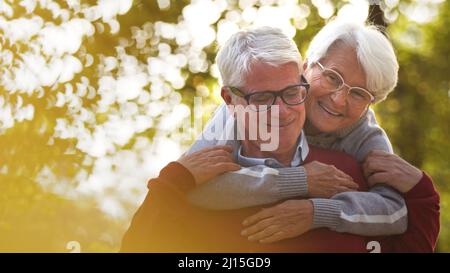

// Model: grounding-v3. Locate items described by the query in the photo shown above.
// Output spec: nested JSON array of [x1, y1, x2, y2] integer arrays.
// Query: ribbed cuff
[[277, 166, 308, 199], [310, 198, 342, 230]]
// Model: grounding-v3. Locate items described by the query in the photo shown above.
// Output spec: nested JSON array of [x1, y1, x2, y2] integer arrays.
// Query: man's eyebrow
[[247, 84, 297, 94], [245, 88, 260, 94], [247, 78, 303, 94], [245, 86, 273, 94]]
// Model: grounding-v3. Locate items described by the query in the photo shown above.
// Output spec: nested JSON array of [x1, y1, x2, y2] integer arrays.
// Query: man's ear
[[221, 87, 233, 105], [302, 59, 308, 71]]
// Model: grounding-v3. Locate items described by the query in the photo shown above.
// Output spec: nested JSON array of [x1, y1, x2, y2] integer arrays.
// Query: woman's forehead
[[322, 46, 367, 87]]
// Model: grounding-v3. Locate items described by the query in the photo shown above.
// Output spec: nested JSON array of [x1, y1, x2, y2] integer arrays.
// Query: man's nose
[[273, 97, 290, 116]]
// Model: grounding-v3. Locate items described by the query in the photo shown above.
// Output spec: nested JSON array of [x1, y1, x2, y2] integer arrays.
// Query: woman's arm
[[186, 105, 408, 236]]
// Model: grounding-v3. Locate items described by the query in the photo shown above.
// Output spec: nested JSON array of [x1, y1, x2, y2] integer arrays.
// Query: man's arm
[[361, 151, 440, 251], [121, 146, 240, 252], [377, 173, 440, 252], [393, 172, 440, 252], [121, 162, 198, 252]]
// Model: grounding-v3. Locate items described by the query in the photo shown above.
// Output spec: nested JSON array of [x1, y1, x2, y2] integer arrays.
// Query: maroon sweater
[[121, 146, 440, 252]]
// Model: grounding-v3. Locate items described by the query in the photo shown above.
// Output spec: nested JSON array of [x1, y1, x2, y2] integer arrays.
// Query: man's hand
[[240, 200, 313, 243], [304, 161, 359, 198], [363, 150, 423, 193], [177, 145, 241, 186]]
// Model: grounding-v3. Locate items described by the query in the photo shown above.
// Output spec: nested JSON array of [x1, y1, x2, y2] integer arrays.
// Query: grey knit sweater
[[186, 104, 407, 236]]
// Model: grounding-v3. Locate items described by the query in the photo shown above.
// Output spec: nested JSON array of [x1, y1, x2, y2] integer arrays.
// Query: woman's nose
[[329, 88, 347, 106]]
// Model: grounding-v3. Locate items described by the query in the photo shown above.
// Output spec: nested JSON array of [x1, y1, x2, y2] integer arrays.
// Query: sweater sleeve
[[185, 106, 411, 238], [310, 185, 408, 236], [188, 165, 409, 237], [187, 165, 308, 210], [377, 172, 440, 252]]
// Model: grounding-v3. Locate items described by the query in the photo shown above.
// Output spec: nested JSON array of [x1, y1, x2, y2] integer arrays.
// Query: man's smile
[[266, 117, 296, 128]]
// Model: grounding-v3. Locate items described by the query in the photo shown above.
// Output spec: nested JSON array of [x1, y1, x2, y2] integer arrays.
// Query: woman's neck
[[304, 120, 321, 136]]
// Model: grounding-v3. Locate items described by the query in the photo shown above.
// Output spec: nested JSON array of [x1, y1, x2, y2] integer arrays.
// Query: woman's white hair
[[306, 19, 399, 103], [216, 26, 302, 88]]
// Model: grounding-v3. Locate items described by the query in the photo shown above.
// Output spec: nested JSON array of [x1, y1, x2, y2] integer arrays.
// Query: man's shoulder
[[306, 146, 367, 190], [307, 145, 358, 164]]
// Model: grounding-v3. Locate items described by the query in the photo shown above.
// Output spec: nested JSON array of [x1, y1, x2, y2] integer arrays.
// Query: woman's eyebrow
[[329, 65, 366, 88], [327, 64, 346, 78]]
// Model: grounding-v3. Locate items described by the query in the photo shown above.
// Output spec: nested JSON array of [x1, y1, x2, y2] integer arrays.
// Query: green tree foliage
[[0, 0, 448, 252], [377, 0, 450, 251]]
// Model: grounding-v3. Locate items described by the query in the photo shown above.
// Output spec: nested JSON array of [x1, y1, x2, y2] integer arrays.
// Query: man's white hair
[[306, 19, 399, 103], [216, 26, 302, 88]]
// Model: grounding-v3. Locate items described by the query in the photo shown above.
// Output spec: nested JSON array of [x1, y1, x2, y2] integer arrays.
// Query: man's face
[[230, 61, 305, 154], [304, 45, 370, 134]]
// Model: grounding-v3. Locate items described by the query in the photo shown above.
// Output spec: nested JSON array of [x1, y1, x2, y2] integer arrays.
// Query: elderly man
[[184, 21, 439, 252], [121, 26, 438, 252]]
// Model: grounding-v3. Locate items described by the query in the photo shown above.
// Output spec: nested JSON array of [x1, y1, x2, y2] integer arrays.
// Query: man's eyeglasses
[[226, 75, 310, 112], [315, 61, 375, 106]]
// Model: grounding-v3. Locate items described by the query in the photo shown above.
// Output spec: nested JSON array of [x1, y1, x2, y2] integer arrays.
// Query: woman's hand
[[304, 161, 359, 198], [363, 150, 423, 193], [240, 199, 314, 243], [177, 145, 241, 186]]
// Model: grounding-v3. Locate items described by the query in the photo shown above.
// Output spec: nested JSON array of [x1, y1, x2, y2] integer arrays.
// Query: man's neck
[[241, 140, 297, 167]]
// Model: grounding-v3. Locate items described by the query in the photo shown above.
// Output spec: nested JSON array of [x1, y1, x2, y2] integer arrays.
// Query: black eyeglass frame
[[226, 75, 310, 111]]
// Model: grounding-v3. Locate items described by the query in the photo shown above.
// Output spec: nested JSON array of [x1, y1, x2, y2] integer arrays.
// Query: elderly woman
[[181, 20, 439, 251]]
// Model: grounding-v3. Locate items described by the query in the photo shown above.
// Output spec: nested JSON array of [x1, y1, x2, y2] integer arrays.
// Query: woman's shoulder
[[342, 108, 393, 161]]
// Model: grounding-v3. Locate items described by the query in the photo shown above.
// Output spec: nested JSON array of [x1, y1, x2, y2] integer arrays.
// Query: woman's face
[[304, 45, 370, 135]]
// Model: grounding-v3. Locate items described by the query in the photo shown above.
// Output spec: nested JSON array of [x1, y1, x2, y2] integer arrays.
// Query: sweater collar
[[305, 110, 369, 148]]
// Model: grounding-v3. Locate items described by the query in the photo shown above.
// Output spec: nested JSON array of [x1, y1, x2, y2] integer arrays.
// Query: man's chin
[[273, 141, 298, 154], [278, 131, 301, 144]]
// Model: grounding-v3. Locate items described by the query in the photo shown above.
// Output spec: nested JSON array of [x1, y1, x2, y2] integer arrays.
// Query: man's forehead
[[243, 62, 302, 92]]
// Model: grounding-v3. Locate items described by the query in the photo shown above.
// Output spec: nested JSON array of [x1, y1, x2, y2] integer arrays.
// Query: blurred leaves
[[0, 0, 448, 252]]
